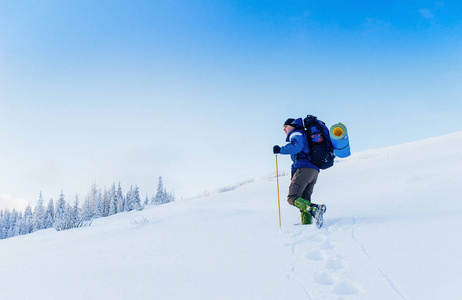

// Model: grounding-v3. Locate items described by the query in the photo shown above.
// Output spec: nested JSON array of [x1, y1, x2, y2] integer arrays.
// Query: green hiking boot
[[300, 210, 313, 225], [294, 197, 312, 212]]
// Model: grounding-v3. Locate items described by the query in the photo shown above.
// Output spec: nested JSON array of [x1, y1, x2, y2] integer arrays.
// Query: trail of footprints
[[304, 236, 362, 297]]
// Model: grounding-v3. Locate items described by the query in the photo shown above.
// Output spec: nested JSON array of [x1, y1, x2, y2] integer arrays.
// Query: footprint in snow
[[314, 272, 336, 286], [325, 256, 345, 270], [319, 240, 335, 250], [305, 250, 324, 261], [332, 280, 361, 295]]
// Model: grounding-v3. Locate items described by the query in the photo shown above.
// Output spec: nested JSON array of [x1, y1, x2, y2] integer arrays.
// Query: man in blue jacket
[[273, 118, 326, 225]]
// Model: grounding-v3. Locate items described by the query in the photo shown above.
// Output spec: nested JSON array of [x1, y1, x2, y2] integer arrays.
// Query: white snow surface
[[1, 132, 462, 299]]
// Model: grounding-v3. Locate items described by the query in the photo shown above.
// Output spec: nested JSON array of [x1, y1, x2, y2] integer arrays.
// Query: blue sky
[[1, 0, 461, 208]]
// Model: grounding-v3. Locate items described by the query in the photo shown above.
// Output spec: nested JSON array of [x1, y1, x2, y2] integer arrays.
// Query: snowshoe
[[310, 204, 326, 229]]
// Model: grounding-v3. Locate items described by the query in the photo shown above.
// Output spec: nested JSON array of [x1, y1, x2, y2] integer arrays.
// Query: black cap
[[284, 118, 295, 126]]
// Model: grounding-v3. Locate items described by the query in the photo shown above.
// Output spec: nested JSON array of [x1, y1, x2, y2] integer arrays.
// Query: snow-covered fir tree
[[87, 183, 100, 218], [45, 198, 55, 229], [23, 204, 34, 234], [82, 195, 93, 221], [14, 211, 24, 237], [63, 202, 73, 230], [165, 190, 175, 204], [95, 190, 104, 218], [116, 182, 125, 213], [33, 192, 47, 231], [152, 176, 164, 205], [102, 188, 111, 217], [7, 209, 19, 238], [0, 208, 10, 239], [152, 176, 175, 205], [72, 195, 83, 228], [109, 183, 118, 216], [125, 186, 132, 212], [53, 191, 67, 230], [131, 186, 142, 211]]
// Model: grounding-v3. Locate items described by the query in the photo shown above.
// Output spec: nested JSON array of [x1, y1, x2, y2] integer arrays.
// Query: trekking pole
[[275, 155, 282, 227]]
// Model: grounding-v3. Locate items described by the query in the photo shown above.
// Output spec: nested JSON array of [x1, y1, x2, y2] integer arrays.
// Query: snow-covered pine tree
[[82, 195, 93, 221], [0, 208, 10, 239], [144, 194, 149, 207], [125, 186, 133, 212], [132, 186, 142, 211], [109, 183, 118, 216], [152, 176, 164, 205], [164, 187, 169, 204], [150, 176, 175, 205], [14, 211, 26, 236], [7, 209, 19, 238], [14, 211, 24, 236], [165, 190, 175, 204], [72, 195, 83, 228], [53, 191, 67, 230], [33, 192, 47, 231], [63, 202, 73, 230], [88, 183, 99, 216], [23, 204, 34, 234], [116, 182, 125, 213], [45, 198, 55, 229], [95, 191, 103, 218], [102, 188, 111, 217]]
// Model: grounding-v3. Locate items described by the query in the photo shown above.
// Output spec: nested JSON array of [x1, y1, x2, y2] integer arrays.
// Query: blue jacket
[[280, 118, 320, 173]]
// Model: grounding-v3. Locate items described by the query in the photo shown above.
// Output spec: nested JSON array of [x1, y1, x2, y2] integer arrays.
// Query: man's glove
[[273, 145, 281, 154]]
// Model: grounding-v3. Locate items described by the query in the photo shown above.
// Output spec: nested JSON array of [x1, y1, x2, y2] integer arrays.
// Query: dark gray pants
[[287, 168, 318, 206]]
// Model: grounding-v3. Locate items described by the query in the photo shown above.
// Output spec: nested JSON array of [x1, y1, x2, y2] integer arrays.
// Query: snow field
[[1, 132, 462, 299]]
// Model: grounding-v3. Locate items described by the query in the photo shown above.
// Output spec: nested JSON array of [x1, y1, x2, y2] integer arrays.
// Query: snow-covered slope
[[1, 132, 462, 299]]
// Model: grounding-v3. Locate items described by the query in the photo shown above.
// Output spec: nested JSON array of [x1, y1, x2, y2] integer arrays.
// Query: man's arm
[[280, 132, 303, 155]]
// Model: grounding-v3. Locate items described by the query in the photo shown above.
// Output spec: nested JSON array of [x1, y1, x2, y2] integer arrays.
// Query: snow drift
[[1, 132, 461, 299]]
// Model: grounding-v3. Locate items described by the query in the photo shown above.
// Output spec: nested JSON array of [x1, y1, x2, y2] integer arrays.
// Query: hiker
[[273, 118, 326, 225]]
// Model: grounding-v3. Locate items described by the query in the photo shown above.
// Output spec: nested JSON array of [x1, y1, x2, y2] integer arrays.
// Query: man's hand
[[273, 145, 281, 154]]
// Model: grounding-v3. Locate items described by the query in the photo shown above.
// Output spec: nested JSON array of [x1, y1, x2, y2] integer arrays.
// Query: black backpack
[[303, 115, 335, 169]]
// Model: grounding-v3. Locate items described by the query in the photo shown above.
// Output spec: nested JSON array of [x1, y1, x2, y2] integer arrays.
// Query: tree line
[[0, 177, 174, 240]]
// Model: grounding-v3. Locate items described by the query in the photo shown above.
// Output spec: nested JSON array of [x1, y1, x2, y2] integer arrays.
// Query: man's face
[[283, 125, 294, 136]]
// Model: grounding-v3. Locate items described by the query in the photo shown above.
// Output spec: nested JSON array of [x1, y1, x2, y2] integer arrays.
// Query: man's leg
[[288, 168, 319, 224], [287, 168, 317, 206], [301, 169, 318, 203], [300, 171, 327, 227]]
